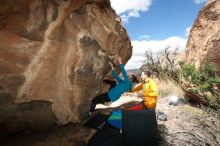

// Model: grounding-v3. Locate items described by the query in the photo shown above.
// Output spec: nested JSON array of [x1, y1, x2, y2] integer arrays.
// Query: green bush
[[207, 95, 219, 108], [178, 60, 220, 109]]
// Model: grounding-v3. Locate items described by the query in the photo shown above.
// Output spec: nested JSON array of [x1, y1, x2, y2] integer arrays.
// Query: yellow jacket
[[132, 78, 158, 109]]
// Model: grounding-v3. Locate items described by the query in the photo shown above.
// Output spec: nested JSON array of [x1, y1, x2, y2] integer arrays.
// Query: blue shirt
[[108, 64, 133, 101]]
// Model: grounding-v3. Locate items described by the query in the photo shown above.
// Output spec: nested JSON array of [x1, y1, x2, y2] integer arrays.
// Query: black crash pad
[[86, 110, 158, 146], [122, 109, 158, 146], [87, 124, 123, 146]]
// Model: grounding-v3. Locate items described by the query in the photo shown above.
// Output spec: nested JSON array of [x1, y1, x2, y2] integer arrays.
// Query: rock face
[[0, 0, 132, 136], [186, 0, 220, 76]]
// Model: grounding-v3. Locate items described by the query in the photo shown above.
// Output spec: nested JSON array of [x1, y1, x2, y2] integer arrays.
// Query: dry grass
[[155, 79, 185, 100], [155, 79, 220, 118], [199, 104, 220, 118]]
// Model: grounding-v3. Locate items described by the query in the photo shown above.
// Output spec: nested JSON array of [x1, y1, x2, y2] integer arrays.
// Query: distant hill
[[126, 68, 140, 75]]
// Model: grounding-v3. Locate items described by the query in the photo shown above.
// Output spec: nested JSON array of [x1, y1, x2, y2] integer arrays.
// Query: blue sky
[[124, 0, 205, 40], [110, 0, 208, 69]]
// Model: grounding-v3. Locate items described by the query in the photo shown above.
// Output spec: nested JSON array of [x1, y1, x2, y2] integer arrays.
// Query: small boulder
[[168, 95, 185, 106]]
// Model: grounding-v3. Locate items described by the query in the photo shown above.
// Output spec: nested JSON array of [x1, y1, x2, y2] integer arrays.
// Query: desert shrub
[[178, 60, 220, 109]]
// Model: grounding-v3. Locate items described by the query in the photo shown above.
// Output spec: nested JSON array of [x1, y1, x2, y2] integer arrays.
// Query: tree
[[143, 47, 180, 80]]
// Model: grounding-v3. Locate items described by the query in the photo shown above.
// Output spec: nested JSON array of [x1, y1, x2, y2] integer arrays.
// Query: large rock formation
[[0, 0, 132, 136], [186, 0, 220, 76]]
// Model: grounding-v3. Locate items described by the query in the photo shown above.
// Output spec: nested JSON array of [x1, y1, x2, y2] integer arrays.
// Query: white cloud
[[139, 35, 150, 40], [194, 0, 208, 4], [110, 0, 153, 22], [185, 26, 191, 37], [125, 36, 187, 69]]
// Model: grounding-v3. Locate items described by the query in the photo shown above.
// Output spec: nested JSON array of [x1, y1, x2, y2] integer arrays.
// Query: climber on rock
[[85, 56, 134, 117]]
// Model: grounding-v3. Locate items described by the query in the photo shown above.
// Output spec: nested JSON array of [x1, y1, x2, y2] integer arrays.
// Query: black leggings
[[90, 80, 116, 112]]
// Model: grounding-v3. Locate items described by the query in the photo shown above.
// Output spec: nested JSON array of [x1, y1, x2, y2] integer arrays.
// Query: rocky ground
[[157, 96, 220, 146], [1, 94, 220, 146]]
